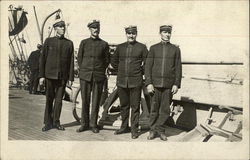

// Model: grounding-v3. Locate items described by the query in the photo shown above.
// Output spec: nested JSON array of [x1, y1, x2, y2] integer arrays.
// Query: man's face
[[126, 32, 137, 43], [89, 27, 100, 38], [160, 30, 171, 42], [55, 25, 65, 36]]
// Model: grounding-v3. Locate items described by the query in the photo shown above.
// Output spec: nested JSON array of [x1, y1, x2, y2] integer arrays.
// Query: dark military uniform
[[27, 49, 40, 94], [145, 41, 182, 134], [77, 37, 110, 128], [111, 41, 148, 133], [39, 36, 74, 126]]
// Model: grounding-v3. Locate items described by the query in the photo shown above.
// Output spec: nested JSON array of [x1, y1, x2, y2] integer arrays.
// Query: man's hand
[[39, 78, 45, 85], [67, 81, 73, 88], [147, 84, 155, 94], [171, 85, 178, 95]]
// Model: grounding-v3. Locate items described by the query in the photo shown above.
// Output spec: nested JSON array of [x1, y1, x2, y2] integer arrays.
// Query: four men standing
[[39, 19, 182, 141], [111, 26, 148, 139]]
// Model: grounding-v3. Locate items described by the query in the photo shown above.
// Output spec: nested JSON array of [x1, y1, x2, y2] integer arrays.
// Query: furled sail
[[9, 5, 28, 36]]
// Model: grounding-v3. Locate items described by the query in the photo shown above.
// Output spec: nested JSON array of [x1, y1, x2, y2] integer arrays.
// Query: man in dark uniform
[[111, 26, 149, 139], [39, 19, 74, 132], [145, 25, 182, 141], [27, 44, 42, 94], [77, 20, 110, 133]]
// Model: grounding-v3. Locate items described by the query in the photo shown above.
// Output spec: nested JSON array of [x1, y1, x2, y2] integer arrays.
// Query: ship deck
[[9, 88, 189, 142]]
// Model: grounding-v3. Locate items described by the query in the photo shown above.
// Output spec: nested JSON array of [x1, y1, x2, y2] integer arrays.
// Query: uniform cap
[[87, 20, 100, 28], [53, 19, 65, 28], [125, 25, 137, 33], [160, 25, 172, 32]]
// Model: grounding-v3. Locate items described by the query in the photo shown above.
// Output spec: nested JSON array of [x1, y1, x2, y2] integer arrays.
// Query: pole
[[13, 36, 23, 61], [17, 33, 26, 62], [48, 26, 54, 38], [40, 9, 61, 44], [9, 36, 18, 59], [33, 6, 42, 39], [23, 43, 28, 60]]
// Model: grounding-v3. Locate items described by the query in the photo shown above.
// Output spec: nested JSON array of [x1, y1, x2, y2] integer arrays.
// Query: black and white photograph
[[1, 1, 249, 159]]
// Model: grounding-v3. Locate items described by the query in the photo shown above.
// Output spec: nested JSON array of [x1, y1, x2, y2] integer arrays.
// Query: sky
[[5, 1, 249, 62]]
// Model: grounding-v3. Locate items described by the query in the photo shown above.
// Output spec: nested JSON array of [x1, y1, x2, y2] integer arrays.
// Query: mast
[[33, 6, 41, 40]]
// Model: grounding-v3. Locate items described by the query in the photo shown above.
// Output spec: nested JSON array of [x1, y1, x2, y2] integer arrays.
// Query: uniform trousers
[[80, 79, 104, 128], [44, 78, 67, 126], [29, 69, 39, 93], [149, 87, 172, 134], [118, 86, 142, 133]]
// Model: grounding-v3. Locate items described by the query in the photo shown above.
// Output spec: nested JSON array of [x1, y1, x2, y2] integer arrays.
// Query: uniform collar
[[161, 41, 170, 45], [55, 35, 65, 39], [127, 41, 137, 45], [90, 36, 100, 41]]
